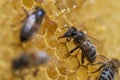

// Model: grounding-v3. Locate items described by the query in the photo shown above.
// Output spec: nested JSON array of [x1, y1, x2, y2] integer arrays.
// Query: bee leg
[[86, 62, 104, 74], [67, 46, 79, 56], [81, 53, 85, 64], [67, 51, 82, 74], [76, 53, 87, 69], [22, 7, 29, 17], [78, 53, 88, 69], [64, 42, 69, 55], [66, 37, 71, 42], [86, 62, 104, 66], [89, 63, 106, 74], [75, 51, 81, 70], [98, 55, 109, 61], [59, 41, 69, 55], [33, 68, 40, 76], [60, 39, 72, 57]]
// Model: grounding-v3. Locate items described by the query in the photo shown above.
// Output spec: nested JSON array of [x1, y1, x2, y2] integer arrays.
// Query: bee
[[12, 51, 50, 77], [20, 7, 45, 42], [58, 26, 97, 65], [90, 58, 120, 80]]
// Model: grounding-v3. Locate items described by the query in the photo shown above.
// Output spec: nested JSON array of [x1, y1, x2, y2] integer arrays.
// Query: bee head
[[111, 58, 120, 70], [59, 27, 77, 39], [12, 54, 29, 70], [35, 7, 45, 19], [59, 27, 86, 41]]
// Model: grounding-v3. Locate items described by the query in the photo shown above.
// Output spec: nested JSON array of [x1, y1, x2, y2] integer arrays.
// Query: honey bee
[[89, 57, 120, 80], [58, 26, 97, 66], [20, 7, 45, 42], [12, 51, 50, 78]]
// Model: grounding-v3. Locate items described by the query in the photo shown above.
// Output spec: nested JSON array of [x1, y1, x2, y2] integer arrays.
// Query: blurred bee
[[58, 26, 97, 66], [89, 57, 120, 80], [12, 51, 50, 78], [20, 6, 45, 42]]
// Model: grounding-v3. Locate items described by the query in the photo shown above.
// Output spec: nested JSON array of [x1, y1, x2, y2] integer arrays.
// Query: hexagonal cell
[[56, 60, 69, 75], [35, 69, 50, 80], [22, 0, 34, 8], [75, 67, 89, 80], [56, 43, 68, 60], [66, 66, 89, 80], [46, 64, 59, 79], [64, 56, 80, 72]]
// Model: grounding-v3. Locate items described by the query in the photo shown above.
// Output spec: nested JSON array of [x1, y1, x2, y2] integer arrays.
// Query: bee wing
[[76, 22, 100, 45], [87, 35, 100, 45]]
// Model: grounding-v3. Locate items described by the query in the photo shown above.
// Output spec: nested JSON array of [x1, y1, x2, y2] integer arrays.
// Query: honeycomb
[[0, 0, 120, 80]]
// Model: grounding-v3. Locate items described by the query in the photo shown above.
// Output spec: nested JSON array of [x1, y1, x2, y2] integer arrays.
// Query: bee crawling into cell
[[20, 6, 46, 42], [11, 51, 50, 79], [88, 56, 120, 80], [58, 26, 101, 71]]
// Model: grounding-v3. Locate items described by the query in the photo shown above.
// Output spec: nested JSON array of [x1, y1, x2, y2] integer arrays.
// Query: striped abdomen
[[98, 67, 115, 80], [84, 45, 96, 63], [79, 40, 97, 63], [74, 40, 97, 63]]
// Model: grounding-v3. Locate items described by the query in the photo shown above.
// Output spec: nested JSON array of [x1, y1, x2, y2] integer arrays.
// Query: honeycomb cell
[[56, 60, 70, 75], [64, 56, 80, 73], [56, 43, 68, 60], [22, 0, 34, 8], [47, 64, 59, 79]]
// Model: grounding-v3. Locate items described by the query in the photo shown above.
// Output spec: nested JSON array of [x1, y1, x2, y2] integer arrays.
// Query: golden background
[[0, 0, 120, 80]]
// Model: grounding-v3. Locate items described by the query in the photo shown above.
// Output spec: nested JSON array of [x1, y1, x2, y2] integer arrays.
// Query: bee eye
[[37, 9, 45, 17], [71, 32, 76, 36], [38, 11, 43, 16]]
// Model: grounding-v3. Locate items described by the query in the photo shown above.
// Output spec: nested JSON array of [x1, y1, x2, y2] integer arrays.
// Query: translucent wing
[[87, 35, 100, 45], [76, 22, 100, 45]]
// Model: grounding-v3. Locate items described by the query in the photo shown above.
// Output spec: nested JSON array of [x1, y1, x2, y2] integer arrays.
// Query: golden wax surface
[[0, 0, 120, 80]]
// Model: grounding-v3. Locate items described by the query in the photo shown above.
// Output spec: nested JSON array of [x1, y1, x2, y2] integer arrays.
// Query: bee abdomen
[[85, 46, 96, 63], [20, 26, 34, 42], [99, 67, 115, 80]]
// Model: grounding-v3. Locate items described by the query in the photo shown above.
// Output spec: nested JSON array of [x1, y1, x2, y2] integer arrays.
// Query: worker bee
[[12, 51, 50, 78], [89, 57, 120, 80], [58, 26, 97, 66], [20, 6, 45, 42]]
